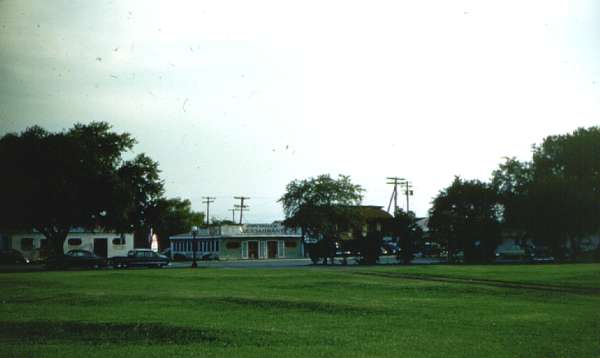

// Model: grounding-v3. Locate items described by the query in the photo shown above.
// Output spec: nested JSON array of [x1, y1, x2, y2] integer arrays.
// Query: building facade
[[8, 230, 134, 261], [169, 223, 304, 260]]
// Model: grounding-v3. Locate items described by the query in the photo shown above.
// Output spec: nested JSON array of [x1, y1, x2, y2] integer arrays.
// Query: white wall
[[10, 232, 134, 261]]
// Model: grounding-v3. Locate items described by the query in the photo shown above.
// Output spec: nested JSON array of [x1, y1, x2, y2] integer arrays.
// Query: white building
[[8, 230, 134, 262]]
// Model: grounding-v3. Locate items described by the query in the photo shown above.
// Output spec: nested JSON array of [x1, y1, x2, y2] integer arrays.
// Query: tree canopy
[[279, 174, 364, 241], [429, 177, 502, 263], [492, 127, 600, 260], [143, 197, 205, 250], [392, 209, 422, 264], [0, 122, 164, 255]]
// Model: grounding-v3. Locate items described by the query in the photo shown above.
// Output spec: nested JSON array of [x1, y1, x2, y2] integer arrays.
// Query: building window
[[68, 238, 82, 246], [21, 238, 34, 251], [112, 237, 125, 245], [285, 241, 297, 248]]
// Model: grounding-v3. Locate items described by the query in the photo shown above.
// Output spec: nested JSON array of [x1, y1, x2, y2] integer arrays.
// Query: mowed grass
[[1, 264, 600, 357]]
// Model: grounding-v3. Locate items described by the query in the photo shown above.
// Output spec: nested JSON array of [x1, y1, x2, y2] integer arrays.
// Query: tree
[[392, 209, 422, 265], [491, 157, 534, 251], [529, 127, 600, 260], [117, 153, 165, 246], [0, 122, 164, 256], [144, 198, 205, 250], [429, 177, 502, 263], [492, 127, 600, 261], [279, 174, 364, 264]]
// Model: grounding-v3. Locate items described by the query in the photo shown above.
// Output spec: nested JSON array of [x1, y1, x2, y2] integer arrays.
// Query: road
[[0, 256, 445, 272]]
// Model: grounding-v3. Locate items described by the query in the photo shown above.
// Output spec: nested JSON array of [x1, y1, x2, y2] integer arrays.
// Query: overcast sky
[[1, 0, 599, 222]]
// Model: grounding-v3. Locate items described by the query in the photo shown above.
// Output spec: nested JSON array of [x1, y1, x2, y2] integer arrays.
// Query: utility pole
[[234, 196, 250, 224], [202, 196, 215, 226], [387, 177, 405, 216], [228, 208, 236, 222], [402, 181, 414, 213]]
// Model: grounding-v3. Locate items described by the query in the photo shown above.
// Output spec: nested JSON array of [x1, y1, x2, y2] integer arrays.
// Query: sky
[[1, 0, 599, 223]]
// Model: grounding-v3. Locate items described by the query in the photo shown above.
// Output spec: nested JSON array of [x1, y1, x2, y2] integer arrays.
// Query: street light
[[191, 226, 198, 268]]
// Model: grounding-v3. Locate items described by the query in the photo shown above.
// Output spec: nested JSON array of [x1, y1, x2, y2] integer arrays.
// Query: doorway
[[268, 241, 277, 258], [248, 241, 258, 259], [93, 238, 108, 257]]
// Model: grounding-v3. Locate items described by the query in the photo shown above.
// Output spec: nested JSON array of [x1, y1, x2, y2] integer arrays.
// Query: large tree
[[279, 174, 364, 263], [429, 177, 502, 263], [392, 209, 422, 265], [0, 122, 164, 255], [143, 197, 205, 250], [493, 127, 600, 260]]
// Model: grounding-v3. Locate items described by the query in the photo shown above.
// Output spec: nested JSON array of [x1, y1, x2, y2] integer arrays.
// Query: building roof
[[170, 223, 302, 240], [354, 206, 394, 220]]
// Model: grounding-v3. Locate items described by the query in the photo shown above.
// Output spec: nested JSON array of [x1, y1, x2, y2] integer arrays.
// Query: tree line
[[429, 126, 600, 263], [0, 122, 204, 255], [279, 127, 600, 264]]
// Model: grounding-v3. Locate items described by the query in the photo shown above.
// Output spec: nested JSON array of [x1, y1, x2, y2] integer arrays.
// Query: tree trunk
[[569, 236, 579, 262], [37, 226, 69, 256]]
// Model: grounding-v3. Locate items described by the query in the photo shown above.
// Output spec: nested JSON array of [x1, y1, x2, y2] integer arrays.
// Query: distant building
[[6, 229, 134, 261], [169, 223, 304, 260]]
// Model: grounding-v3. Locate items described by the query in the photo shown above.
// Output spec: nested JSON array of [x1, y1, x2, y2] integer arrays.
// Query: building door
[[248, 241, 258, 259], [241, 241, 248, 259], [93, 238, 108, 258], [268, 241, 277, 258]]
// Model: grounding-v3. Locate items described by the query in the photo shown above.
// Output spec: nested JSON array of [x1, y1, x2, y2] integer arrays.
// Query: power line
[[202, 196, 215, 225], [233, 196, 250, 224]]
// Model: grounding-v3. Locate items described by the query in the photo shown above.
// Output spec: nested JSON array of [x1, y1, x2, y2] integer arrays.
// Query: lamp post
[[191, 226, 198, 268]]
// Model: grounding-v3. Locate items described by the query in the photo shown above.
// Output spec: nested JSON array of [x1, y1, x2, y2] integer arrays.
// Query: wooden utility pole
[[202, 196, 215, 225], [228, 208, 236, 222], [402, 181, 414, 213], [234, 196, 250, 224], [386, 177, 405, 216]]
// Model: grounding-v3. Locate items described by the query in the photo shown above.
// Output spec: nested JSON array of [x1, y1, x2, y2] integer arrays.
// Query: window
[[68, 238, 82, 246], [285, 241, 297, 248], [112, 237, 125, 245], [21, 238, 34, 251]]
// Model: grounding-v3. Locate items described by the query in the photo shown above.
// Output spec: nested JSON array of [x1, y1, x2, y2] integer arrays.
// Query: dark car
[[0, 249, 29, 265], [201, 252, 219, 261], [111, 249, 170, 268], [381, 242, 399, 255], [45, 249, 107, 270]]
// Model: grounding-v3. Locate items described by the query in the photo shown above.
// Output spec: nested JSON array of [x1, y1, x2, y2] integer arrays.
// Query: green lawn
[[1, 264, 600, 357]]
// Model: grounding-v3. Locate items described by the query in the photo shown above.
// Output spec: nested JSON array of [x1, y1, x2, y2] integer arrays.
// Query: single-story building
[[7, 229, 134, 261], [169, 223, 304, 260]]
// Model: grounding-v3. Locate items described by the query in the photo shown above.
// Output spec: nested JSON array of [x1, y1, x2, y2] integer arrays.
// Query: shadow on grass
[[353, 271, 600, 295], [0, 321, 223, 345], [212, 296, 385, 315]]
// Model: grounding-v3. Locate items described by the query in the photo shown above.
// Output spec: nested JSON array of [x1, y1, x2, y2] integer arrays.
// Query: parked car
[[382, 242, 399, 255], [110, 249, 170, 268], [0, 249, 29, 265], [201, 253, 219, 261], [45, 250, 107, 270]]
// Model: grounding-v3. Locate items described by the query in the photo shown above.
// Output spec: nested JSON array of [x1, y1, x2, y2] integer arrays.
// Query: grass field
[[1, 264, 600, 357]]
